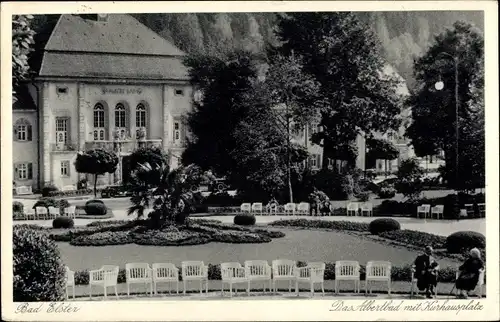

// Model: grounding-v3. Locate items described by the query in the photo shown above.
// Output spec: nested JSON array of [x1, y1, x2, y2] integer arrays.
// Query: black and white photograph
[[1, 1, 498, 321]]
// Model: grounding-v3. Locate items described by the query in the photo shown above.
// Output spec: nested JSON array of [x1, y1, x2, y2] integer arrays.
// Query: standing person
[[308, 189, 320, 216], [413, 246, 439, 298], [455, 248, 484, 299]]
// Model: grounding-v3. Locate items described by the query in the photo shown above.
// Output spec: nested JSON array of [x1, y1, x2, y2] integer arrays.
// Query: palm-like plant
[[127, 162, 204, 229]]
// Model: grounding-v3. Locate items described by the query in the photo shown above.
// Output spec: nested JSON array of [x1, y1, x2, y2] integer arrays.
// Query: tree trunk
[[287, 121, 294, 204], [94, 174, 98, 197]]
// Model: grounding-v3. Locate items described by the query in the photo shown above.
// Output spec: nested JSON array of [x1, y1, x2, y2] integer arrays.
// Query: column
[[77, 83, 87, 151], [129, 102, 136, 140], [162, 85, 170, 151], [41, 82, 51, 184]]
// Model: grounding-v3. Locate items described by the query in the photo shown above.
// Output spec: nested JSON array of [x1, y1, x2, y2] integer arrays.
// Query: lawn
[[57, 228, 461, 271]]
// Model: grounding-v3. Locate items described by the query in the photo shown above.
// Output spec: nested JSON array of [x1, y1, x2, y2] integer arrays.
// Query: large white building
[[13, 14, 193, 193]]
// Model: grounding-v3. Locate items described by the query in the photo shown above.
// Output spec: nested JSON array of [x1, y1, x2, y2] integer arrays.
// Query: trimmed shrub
[[13, 201, 24, 213], [269, 219, 369, 232], [234, 214, 256, 226], [13, 226, 66, 301], [52, 217, 75, 229], [85, 199, 105, 207], [84, 202, 108, 216], [369, 218, 401, 235], [41, 183, 59, 197], [446, 231, 486, 254], [378, 186, 396, 199], [379, 229, 447, 249], [58, 199, 70, 211], [33, 197, 58, 209]]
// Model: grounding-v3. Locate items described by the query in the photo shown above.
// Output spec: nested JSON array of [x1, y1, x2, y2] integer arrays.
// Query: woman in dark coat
[[456, 248, 484, 299]]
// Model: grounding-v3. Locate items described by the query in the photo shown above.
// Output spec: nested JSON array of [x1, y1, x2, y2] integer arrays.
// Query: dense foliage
[[52, 217, 75, 229], [369, 218, 401, 235], [446, 231, 486, 254], [395, 158, 425, 201], [13, 226, 66, 301], [233, 214, 257, 226], [74, 149, 119, 197], [12, 15, 35, 101]]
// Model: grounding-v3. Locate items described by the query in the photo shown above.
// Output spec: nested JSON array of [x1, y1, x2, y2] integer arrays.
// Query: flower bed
[[268, 219, 369, 232], [70, 262, 464, 286], [378, 229, 447, 249]]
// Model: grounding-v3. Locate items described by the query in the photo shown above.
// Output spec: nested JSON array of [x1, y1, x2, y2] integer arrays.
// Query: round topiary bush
[[85, 199, 105, 207], [369, 218, 401, 235], [446, 231, 486, 254], [52, 217, 75, 229], [57, 199, 70, 211], [13, 226, 66, 301], [84, 202, 108, 216], [41, 183, 59, 197], [13, 201, 24, 213], [234, 214, 256, 226]]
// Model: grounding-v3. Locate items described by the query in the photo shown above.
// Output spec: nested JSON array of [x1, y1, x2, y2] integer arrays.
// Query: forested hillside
[[30, 11, 483, 89]]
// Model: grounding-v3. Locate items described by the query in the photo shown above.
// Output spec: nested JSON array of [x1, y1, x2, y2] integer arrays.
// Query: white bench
[[16, 185, 32, 195]]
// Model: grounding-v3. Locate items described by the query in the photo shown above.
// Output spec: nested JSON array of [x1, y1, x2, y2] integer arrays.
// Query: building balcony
[[51, 143, 77, 152], [85, 139, 163, 154]]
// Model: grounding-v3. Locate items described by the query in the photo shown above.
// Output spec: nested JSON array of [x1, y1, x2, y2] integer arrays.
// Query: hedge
[[52, 217, 75, 229], [47, 188, 104, 197], [69, 263, 465, 286], [369, 218, 401, 235], [446, 231, 486, 254], [268, 219, 369, 232], [234, 214, 256, 226]]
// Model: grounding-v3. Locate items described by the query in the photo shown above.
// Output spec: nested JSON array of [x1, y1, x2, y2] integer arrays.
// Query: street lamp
[[434, 51, 461, 213]]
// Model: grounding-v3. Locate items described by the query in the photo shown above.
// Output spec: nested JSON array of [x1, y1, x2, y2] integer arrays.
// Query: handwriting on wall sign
[[101, 88, 143, 95]]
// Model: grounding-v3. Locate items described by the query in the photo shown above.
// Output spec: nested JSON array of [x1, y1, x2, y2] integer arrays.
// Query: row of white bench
[[64, 260, 485, 300], [21, 206, 77, 220], [417, 203, 486, 219], [239, 202, 374, 216]]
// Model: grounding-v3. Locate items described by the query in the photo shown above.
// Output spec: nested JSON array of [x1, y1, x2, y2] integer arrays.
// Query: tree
[[366, 137, 400, 176], [395, 158, 425, 201], [275, 12, 405, 168], [181, 49, 260, 177], [406, 21, 484, 190], [127, 163, 204, 228], [74, 149, 119, 197], [12, 15, 35, 102]]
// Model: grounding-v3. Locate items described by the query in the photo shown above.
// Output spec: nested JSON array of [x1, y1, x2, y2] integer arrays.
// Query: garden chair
[[89, 265, 119, 299], [361, 203, 373, 217], [125, 263, 153, 297], [181, 261, 208, 295], [35, 206, 48, 220], [456, 268, 485, 298], [152, 263, 179, 295], [410, 264, 439, 298], [25, 208, 36, 220], [244, 260, 272, 294], [335, 261, 360, 294], [297, 202, 310, 216], [240, 203, 251, 214], [464, 204, 474, 218], [64, 206, 77, 219], [417, 204, 431, 219], [365, 261, 392, 295], [272, 259, 297, 293], [48, 206, 60, 219], [295, 262, 325, 297], [431, 205, 444, 219], [65, 266, 76, 300], [478, 203, 485, 217], [346, 202, 359, 216], [251, 202, 263, 216], [284, 203, 296, 216], [221, 262, 248, 297], [266, 203, 279, 216]]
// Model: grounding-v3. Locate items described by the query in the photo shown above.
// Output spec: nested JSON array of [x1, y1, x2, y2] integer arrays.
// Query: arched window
[[136, 103, 146, 128], [14, 118, 33, 141], [93, 103, 105, 141], [115, 103, 126, 128]]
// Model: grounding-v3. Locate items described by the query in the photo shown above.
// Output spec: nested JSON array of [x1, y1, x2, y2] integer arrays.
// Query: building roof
[[39, 14, 189, 80]]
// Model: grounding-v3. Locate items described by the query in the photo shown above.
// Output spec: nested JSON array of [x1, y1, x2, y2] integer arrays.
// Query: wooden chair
[[181, 261, 208, 295], [35, 206, 48, 220], [266, 203, 279, 216], [240, 203, 251, 214], [365, 261, 392, 295], [64, 206, 77, 219], [410, 264, 439, 298], [455, 268, 485, 298], [297, 202, 310, 216], [431, 205, 444, 219], [48, 206, 59, 219], [464, 204, 475, 218], [251, 202, 263, 216], [284, 203, 296, 216], [295, 262, 325, 297], [417, 204, 431, 219], [89, 265, 119, 299], [25, 208, 36, 220], [272, 259, 296, 293], [221, 262, 248, 297], [361, 203, 373, 217], [244, 260, 272, 294], [335, 261, 360, 294], [125, 263, 153, 297], [346, 203, 359, 216], [477, 203, 485, 217], [65, 266, 76, 300], [152, 263, 180, 295]]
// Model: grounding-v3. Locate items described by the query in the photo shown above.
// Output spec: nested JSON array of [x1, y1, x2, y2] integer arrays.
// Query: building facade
[[13, 14, 193, 192]]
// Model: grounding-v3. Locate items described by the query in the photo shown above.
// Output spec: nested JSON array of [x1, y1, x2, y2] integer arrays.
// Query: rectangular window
[[310, 154, 319, 169], [15, 162, 33, 180], [175, 89, 184, 96], [17, 125, 27, 141], [174, 121, 181, 142], [55, 118, 69, 144], [61, 161, 70, 177]]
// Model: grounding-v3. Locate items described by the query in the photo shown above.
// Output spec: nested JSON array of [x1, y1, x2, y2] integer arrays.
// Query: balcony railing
[[51, 143, 77, 152], [85, 139, 163, 153]]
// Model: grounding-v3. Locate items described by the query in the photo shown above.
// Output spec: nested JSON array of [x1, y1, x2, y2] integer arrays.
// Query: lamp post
[[434, 52, 460, 193]]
